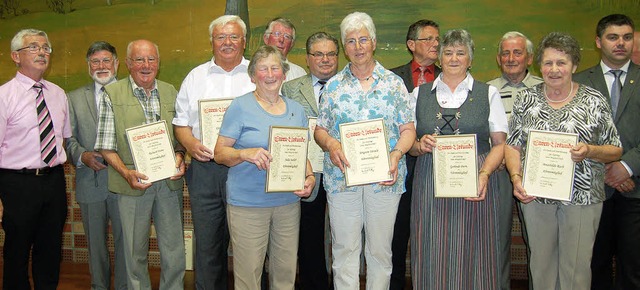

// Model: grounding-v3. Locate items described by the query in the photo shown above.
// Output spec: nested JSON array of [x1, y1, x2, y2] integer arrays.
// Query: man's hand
[[605, 161, 632, 188], [124, 169, 152, 191], [170, 152, 186, 180], [81, 151, 108, 171]]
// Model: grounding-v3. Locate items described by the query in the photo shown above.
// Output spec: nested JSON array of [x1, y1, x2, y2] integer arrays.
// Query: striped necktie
[[34, 83, 57, 166], [318, 80, 327, 104]]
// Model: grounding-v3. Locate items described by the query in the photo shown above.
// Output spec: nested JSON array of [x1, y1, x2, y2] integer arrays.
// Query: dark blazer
[[574, 62, 640, 198], [391, 61, 442, 93], [65, 83, 110, 203]]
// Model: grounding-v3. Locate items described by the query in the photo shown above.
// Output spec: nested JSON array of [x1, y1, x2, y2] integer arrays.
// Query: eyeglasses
[[308, 51, 338, 59], [16, 44, 52, 54], [345, 37, 371, 47], [415, 36, 439, 43], [89, 57, 114, 67], [213, 34, 243, 43], [128, 57, 158, 65], [268, 31, 294, 41]]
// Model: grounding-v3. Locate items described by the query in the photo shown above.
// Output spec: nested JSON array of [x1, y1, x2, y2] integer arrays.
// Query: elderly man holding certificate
[[505, 32, 622, 290], [313, 12, 416, 289]]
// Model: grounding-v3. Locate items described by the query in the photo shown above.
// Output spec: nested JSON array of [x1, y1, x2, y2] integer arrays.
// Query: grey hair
[[535, 32, 581, 67], [306, 32, 340, 54], [264, 17, 296, 40], [209, 15, 247, 43], [439, 29, 474, 61], [247, 45, 290, 78], [340, 11, 376, 45], [498, 31, 534, 55], [11, 29, 50, 52], [126, 40, 160, 59], [86, 41, 117, 61]]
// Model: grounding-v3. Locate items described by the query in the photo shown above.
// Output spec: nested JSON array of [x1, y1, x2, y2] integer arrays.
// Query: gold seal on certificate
[[523, 129, 578, 201], [266, 126, 309, 192], [125, 120, 177, 184], [433, 134, 479, 198], [339, 118, 392, 186], [198, 98, 233, 153], [307, 117, 324, 173]]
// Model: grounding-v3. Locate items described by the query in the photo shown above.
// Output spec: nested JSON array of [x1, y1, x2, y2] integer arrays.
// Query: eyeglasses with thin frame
[[345, 37, 372, 47], [308, 51, 338, 59], [128, 57, 158, 66], [89, 57, 114, 67], [415, 36, 439, 43], [268, 31, 294, 41], [16, 44, 52, 54], [213, 34, 243, 43]]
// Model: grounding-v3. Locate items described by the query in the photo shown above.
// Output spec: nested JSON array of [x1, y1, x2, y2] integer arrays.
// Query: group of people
[[0, 10, 638, 290]]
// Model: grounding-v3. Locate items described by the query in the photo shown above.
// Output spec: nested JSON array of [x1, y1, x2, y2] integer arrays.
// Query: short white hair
[[340, 12, 376, 45], [11, 29, 49, 51], [209, 15, 247, 43]]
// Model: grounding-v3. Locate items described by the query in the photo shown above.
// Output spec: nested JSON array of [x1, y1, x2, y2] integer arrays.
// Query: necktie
[[610, 69, 623, 116], [318, 80, 327, 105], [417, 66, 427, 86], [34, 83, 57, 166]]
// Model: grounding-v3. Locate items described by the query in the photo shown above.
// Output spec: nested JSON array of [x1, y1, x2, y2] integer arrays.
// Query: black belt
[[0, 165, 62, 176]]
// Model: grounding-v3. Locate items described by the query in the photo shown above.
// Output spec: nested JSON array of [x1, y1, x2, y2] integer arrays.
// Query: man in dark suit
[[65, 41, 126, 290], [281, 31, 339, 290], [573, 13, 640, 290], [389, 19, 440, 290]]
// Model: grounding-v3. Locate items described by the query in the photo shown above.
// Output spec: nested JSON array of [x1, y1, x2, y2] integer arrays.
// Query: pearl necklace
[[254, 90, 280, 106], [544, 82, 573, 103]]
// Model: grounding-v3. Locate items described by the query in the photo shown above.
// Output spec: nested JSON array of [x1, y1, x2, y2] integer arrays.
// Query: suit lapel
[[300, 76, 319, 115], [85, 84, 99, 124], [617, 62, 640, 122]]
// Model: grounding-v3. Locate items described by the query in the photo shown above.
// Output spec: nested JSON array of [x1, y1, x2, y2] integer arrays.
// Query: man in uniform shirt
[[173, 15, 255, 290], [487, 31, 542, 290], [0, 28, 71, 290]]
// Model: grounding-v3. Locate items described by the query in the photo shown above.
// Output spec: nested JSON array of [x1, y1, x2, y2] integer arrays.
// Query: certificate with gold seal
[[523, 129, 578, 201], [433, 134, 479, 198], [307, 117, 324, 173], [266, 126, 309, 192], [339, 118, 392, 186], [198, 98, 233, 154], [125, 120, 177, 184]]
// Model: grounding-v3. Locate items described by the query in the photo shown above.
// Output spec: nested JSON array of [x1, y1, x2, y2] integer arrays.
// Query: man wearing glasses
[[281, 31, 339, 290], [172, 15, 255, 290], [95, 39, 186, 290], [65, 41, 127, 290], [0, 29, 71, 290], [389, 19, 441, 290], [263, 17, 307, 81]]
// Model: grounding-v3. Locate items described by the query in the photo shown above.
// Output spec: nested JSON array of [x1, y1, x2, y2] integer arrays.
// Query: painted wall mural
[[1, 0, 639, 91]]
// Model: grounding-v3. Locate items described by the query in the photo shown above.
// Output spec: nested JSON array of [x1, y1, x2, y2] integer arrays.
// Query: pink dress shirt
[[0, 72, 71, 169]]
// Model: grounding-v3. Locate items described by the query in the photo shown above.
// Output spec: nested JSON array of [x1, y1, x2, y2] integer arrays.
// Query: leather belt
[[0, 165, 62, 176]]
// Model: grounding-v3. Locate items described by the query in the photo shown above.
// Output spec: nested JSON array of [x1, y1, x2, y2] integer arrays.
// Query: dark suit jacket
[[65, 83, 110, 203], [391, 61, 442, 93], [281, 74, 323, 202], [574, 62, 640, 198]]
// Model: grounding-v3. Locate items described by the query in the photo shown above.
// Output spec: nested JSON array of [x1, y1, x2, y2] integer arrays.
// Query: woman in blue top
[[214, 45, 314, 290]]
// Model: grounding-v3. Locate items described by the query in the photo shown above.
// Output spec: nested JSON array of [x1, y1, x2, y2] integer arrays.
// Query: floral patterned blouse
[[317, 61, 415, 195], [507, 83, 621, 205]]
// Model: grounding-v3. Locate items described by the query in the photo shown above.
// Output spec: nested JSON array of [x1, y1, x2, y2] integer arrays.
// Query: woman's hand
[[241, 148, 272, 170], [380, 149, 403, 186], [327, 138, 350, 173], [570, 142, 590, 163], [465, 170, 488, 202], [294, 175, 315, 198], [511, 174, 536, 203], [416, 134, 437, 155]]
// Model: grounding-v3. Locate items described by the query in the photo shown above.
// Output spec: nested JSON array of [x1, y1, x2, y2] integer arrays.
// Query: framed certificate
[[339, 118, 392, 186], [522, 129, 578, 201], [307, 117, 324, 173], [433, 134, 479, 198], [125, 120, 177, 183], [266, 126, 309, 192], [198, 98, 234, 154]]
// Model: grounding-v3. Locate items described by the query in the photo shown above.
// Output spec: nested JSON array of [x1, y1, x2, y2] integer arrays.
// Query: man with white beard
[[65, 41, 127, 290]]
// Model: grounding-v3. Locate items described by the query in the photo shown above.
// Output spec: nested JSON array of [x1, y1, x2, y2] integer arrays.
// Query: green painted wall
[[1, 0, 639, 90]]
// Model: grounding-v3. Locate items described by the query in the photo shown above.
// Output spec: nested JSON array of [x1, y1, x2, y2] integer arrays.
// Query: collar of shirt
[[128, 75, 157, 100], [431, 72, 474, 108], [342, 60, 385, 82], [208, 56, 250, 75], [15, 71, 43, 90], [600, 59, 630, 75], [93, 79, 116, 97], [411, 60, 434, 74]]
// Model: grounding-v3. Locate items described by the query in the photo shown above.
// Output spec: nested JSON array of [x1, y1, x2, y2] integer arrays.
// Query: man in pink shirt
[[0, 28, 71, 290]]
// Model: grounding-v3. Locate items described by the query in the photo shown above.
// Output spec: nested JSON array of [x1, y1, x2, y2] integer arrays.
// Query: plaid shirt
[[94, 76, 161, 151]]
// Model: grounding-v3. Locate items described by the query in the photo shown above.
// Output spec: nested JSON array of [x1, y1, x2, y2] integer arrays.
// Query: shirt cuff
[[620, 160, 634, 177]]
